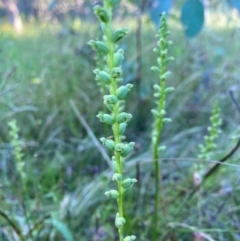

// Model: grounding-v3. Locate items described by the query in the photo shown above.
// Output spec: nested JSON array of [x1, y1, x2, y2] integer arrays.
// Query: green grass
[[1, 5, 240, 240]]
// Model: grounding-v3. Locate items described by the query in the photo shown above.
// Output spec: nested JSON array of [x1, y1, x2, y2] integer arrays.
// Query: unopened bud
[[115, 213, 126, 228], [100, 138, 115, 151], [116, 84, 133, 100], [116, 112, 132, 123], [93, 5, 109, 23], [105, 190, 119, 199], [114, 49, 124, 67], [122, 178, 138, 189], [111, 28, 129, 43]]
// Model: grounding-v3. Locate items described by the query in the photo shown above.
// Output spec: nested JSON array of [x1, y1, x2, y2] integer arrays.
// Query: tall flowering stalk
[[194, 102, 222, 230], [150, 13, 174, 240], [88, 1, 136, 240]]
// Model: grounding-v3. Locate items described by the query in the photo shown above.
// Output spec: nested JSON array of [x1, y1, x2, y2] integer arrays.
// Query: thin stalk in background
[[89, 1, 137, 240], [150, 13, 174, 241], [194, 102, 222, 237]]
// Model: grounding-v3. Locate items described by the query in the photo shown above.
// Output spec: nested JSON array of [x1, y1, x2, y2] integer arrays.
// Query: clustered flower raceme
[[151, 13, 175, 152], [89, 1, 136, 240], [150, 13, 175, 240]]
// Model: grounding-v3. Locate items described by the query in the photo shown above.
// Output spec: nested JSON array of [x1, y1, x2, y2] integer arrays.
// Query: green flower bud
[[121, 142, 135, 157], [111, 27, 129, 43], [114, 49, 124, 67], [105, 190, 119, 199], [123, 236, 136, 241], [116, 84, 133, 100], [153, 92, 161, 98], [96, 113, 114, 125], [115, 142, 135, 157], [88, 40, 109, 55], [93, 69, 111, 84], [103, 95, 118, 111], [112, 160, 118, 172], [153, 84, 161, 91], [111, 67, 122, 79], [115, 213, 126, 228], [166, 56, 175, 64], [164, 87, 175, 93], [162, 118, 172, 123], [116, 112, 132, 123], [112, 173, 122, 182], [119, 123, 127, 135], [93, 5, 109, 23], [161, 71, 171, 79], [150, 66, 160, 73], [151, 109, 160, 117], [115, 143, 125, 153], [122, 178, 137, 189], [100, 137, 115, 151]]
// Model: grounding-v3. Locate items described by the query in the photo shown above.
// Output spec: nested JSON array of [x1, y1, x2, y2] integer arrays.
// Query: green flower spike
[[115, 213, 126, 228], [105, 190, 119, 199], [92, 1, 136, 240], [151, 13, 174, 241], [123, 236, 136, 241], [93, 5, 109, 23]]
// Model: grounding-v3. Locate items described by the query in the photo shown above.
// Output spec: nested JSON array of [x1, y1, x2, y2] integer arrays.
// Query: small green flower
[[100, 137, 115, 151], [111, 67, 123, 79], [119, 123, 127, 135], [93, 69, 111, 84], [116, 84, 133, 100], [112, 173, 122, 182], [115, 142, 135, 157], [114, 49, 124, 67], [105, 190, 119, 199], [103, 95, 118, 111], [88, 40, 109, 55], [93, 5, 110, 23], [116, 112, 132, 123], [111, 27, 129, 43], [96, 113, 114, 125], [122, 178, 138, 189], [115, 213, 126, 228]]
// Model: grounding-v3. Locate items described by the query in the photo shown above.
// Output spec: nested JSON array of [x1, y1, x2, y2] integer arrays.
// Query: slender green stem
[[152, 73, 165, 241]]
